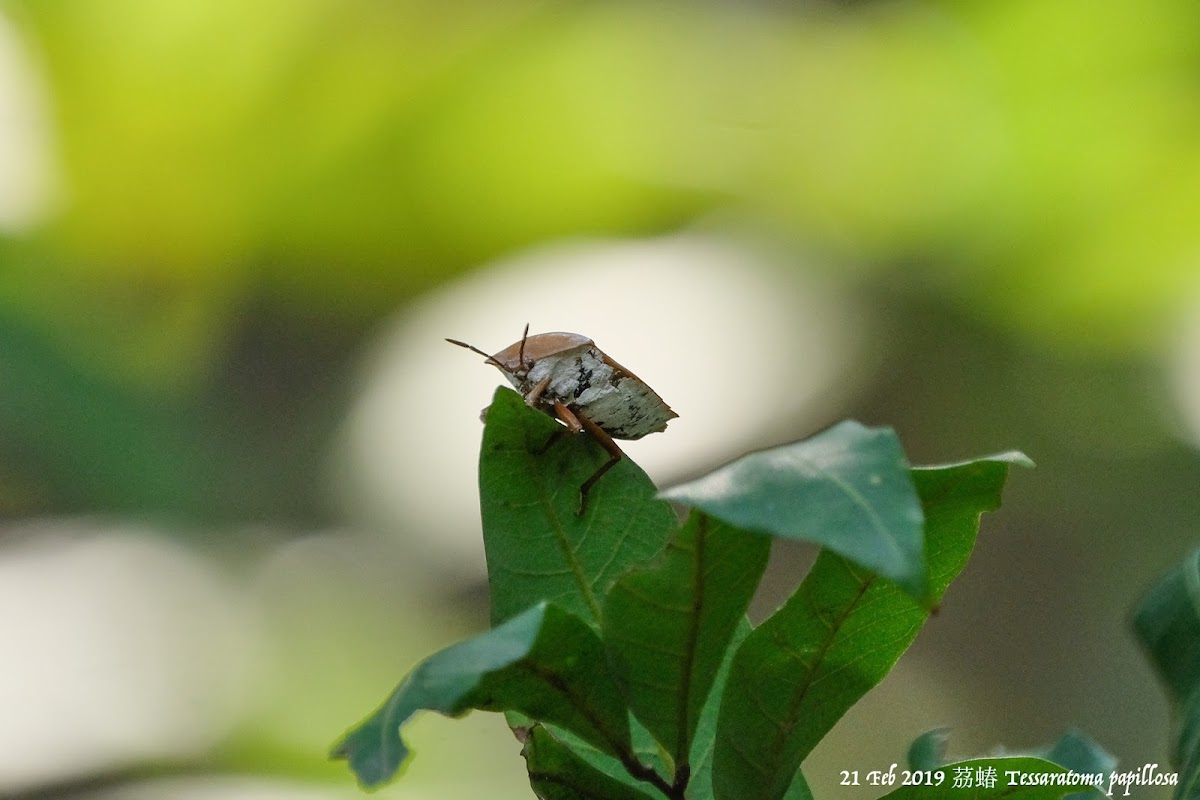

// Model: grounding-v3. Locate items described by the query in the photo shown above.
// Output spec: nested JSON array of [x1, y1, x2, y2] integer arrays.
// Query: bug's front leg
[[550, 401, 585, 434], [531, 395, 581, 456], [524, 374, 551, 408], [553, 401, 623, 515]]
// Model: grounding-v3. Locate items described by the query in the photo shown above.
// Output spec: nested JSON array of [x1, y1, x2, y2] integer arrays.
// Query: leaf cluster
[[1134, 550, 1200, 799], [332, 387, 1094, 799]]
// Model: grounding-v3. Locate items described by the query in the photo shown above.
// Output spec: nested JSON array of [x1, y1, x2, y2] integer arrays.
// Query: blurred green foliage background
[[2, 0, 1199, 797]]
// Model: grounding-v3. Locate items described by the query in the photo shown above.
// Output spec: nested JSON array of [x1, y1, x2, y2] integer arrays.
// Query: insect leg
[[524, 374, 551, 408], [531, 399, 579, 455], [534, 429, 565, 455], [551, 401, 585, 433], [554, 402, 624, 515]]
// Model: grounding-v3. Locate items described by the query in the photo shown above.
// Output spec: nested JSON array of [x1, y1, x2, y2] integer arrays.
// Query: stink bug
[[447, 324, 677, 513]]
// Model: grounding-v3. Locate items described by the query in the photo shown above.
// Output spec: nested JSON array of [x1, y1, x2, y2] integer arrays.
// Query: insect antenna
[[517, 322, 531, 371], [445, 338, 503, 368]]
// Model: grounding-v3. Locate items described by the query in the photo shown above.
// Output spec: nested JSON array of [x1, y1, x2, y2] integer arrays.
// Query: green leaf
[[534, 722, 669, 799], [603, 511, 770, 768], [781, 771, 814, 800], [906, 729, 1113, 800], [880, 758, 1105, 799], [544, 618, 757, 800], [1039, 731, 1116, 800], [523, 726, 659, 800], [660, 421, 929, 601], [1134, 548, 1200, 795], [539, 617, 813, 800], [710, 454, 1027, 800], [684, 618, 750, 800], [481, 387, 678, 626], [909, 728, 952, 771], [1041, 730, 1116, 780], [331, 602, 632, 790]]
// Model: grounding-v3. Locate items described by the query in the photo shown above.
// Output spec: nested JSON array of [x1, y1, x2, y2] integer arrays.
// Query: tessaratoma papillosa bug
[[447, 325, 676, 512]]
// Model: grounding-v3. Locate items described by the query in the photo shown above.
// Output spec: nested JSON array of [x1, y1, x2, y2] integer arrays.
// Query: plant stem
[[620, 755, 680, 799], [616, 747, 693, 800], [671, 763, 691, 796]]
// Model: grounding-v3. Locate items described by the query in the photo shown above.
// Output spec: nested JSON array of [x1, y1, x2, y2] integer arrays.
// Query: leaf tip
[[908, 727, 952, 770], [915, 450, 1035, 472], [328, 711, 413, 791], [996, 450, 1036, 469], [903, 573, 936, 608]]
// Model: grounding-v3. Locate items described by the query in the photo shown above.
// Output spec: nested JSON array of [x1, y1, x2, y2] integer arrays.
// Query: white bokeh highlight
[[337, 234, 867, 577], [1170, 289, 1200, 449], [80, 776, 368, 800], [0, 523, 259, 793], [0, 11, 58, 232]]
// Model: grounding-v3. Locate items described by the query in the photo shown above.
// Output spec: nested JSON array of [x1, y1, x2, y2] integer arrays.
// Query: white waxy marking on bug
[[447, 326, 677, 513]]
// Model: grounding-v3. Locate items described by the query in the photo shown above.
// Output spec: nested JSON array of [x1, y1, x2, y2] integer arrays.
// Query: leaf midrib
[[675, 514, 707, 767], [522, 440, 603, 622], [756, 562, 876, 800], [751, 464, 995, 795]]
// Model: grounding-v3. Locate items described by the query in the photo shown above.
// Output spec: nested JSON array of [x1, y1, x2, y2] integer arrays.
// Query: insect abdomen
[[506, 343, 674, 440], [580, 378, 673, 439]]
